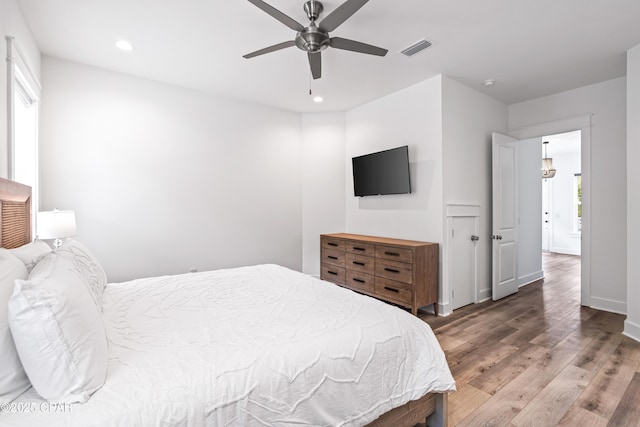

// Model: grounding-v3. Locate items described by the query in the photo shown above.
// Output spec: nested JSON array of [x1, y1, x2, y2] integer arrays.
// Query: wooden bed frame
[[0, 176, 448, 427], [0, 177, 32, 248]]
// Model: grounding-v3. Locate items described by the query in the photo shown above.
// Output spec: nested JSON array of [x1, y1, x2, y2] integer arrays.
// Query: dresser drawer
[[345, 241, 375, 256], [375, 278, 412, 305], [321, 264, 345, 285], [322, 248, 346, 267], [376, 245, 413, 264], [346, 253, 375, 275], [346, 271, 375, 293], [375, 259, 413, 284], [321, 236, 345, 252]]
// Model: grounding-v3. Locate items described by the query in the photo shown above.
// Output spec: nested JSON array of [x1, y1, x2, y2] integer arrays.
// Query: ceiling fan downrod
[[303, 0, 323, 22], [296, 1, 330, 53]]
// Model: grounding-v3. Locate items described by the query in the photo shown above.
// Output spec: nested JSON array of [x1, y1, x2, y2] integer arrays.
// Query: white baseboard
[[478, 288, 491, 302], [590, 296, 627, 315], [438, 301, 452, 317], [518, 270, 544, 287], [549, 248, 581, 256], [624, 320, 640, 343]]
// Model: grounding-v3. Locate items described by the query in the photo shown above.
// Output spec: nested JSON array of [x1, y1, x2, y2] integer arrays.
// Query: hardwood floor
[[418, 252, 640, 427]]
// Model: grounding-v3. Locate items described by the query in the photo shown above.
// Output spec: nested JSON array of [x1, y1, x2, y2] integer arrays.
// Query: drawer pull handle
[[385, 252, 400, 257], [384, 268, 400, 273], [328, 256, 338, 260], [384, 286, 399, 293], [353, 261, 366, 266], [353, 278, 365, 284], [327, 271, 338, 276], [353, 247, 365, 251], [328, 242, 338, 247]]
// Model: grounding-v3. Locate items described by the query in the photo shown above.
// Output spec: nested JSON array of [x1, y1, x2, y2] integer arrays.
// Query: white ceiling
[[17, 0, 640, 113]]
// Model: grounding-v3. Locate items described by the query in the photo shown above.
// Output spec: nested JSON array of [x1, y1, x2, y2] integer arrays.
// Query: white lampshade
[[37, 210, 77, 240]]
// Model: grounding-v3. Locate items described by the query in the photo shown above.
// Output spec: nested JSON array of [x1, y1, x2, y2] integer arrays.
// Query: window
[[573, 173, 582, 233], [7, 36, 40, 231], [13, 67, 38, 189]]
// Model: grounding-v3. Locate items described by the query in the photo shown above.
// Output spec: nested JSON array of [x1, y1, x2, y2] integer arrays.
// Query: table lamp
[[37, 209, 77, 249]]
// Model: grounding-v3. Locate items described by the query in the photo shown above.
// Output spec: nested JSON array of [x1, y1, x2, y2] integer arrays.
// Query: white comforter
[[2, 264, 455, 426]]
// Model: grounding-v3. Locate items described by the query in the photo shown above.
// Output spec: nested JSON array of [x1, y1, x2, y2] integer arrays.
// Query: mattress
[[1, 264, 455, 426]]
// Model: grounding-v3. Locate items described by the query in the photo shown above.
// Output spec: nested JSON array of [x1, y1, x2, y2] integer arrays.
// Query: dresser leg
[[433, 302, 438, 317]]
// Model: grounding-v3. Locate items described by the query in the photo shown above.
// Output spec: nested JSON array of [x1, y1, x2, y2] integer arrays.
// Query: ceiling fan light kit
[[244, 0, 388, 80]]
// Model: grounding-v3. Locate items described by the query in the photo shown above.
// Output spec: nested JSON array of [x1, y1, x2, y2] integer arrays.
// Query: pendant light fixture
[[542, 141, 556, 179]]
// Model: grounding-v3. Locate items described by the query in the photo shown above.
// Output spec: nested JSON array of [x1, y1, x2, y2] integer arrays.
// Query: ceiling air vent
[[401, 38, 433, 57]]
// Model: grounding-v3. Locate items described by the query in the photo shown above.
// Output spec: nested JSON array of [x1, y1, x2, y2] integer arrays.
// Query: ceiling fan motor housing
[[295, 25, 330, 53]]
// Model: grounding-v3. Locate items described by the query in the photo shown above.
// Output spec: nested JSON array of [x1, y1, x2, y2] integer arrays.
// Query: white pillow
[[0, 249, 31, 404], [8, 240, 51, 272], [57, 238, 107, 308], [8, 253, 108, 403]]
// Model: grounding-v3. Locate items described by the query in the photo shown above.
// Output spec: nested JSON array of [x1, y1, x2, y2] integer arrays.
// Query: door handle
[[471, 235, 479, 241]]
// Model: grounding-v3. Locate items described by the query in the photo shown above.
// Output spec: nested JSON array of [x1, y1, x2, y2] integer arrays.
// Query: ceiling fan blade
[[330, 37, 387, 56], [319, 0, 369, 32], [243, 40, 296, 59], [247, 0, 305, 32], [308, 52, 321, 80]]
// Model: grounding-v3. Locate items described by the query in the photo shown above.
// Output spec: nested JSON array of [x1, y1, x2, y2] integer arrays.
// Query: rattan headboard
[[0, 177, 32, 249]]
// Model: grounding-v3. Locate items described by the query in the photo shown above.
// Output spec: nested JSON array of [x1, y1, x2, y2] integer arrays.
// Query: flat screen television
[[352, 146, 411, 197]]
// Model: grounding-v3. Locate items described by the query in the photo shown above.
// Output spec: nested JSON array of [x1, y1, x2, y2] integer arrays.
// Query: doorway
[[492, 113, 591, 306], [541, 131, 582, 258]]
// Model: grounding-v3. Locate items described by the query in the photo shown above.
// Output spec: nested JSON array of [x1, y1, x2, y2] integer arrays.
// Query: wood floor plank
[[576, 337, 640, 420], [469, 344, 548, 396], [454, 332, 593, 427], [510, 364, 591, 427], [607, 372, 640, 426], [570, 331, 622, 373], [448, 384, 491, 426], [557, 406, 608, 426], [433, 333, 465, 351], [449, 342, 519, 385]]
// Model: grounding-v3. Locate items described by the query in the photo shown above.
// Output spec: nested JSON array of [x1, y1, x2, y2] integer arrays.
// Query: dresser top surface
[[321, 233, 437, 248]]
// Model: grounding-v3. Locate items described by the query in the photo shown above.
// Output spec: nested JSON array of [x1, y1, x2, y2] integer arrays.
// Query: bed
[[0, 177, 455, 426]]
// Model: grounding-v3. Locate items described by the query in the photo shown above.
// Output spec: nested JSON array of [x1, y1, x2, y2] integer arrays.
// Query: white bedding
[[1, 264, 455, 426]]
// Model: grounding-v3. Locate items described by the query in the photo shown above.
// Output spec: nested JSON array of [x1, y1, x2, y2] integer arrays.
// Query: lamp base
[[53, 238, 63, 249]]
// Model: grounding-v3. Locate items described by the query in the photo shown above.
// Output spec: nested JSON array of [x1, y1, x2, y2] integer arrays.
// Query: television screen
[[352, 146, 411, 197]]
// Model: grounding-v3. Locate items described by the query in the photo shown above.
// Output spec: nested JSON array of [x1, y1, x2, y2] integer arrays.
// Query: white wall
[[40, 57, 303, 282], [625, 44, 640, 341], [509, 77, 627, 314], [441, 76, 508, 304], [518, 137, 543, 286], [301, 113, 345, 277], [0, 0, 41, 179], [546, 148, 581, 255], [345, 76, 443, 244]]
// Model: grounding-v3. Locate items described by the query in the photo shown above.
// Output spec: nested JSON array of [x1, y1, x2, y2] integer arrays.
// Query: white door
[[492, 132, 519, 300], [542, 178, 552, 252], [451, 216, 477, 310]]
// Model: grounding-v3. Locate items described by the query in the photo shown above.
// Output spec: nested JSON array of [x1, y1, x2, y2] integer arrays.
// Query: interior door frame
[[508, 114, 592, 307]]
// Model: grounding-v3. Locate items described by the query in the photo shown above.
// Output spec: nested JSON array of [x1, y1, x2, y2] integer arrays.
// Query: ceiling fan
[[243, 0, 388, 80]]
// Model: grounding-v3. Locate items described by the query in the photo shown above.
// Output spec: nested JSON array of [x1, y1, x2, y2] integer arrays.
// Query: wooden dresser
[[320, 233, 439, 316]]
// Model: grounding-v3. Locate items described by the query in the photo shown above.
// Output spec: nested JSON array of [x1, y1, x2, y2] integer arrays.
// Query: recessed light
[[115, 39, 134, 51], [313, 96, 324, 103], [482, 79, 496, 87]]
